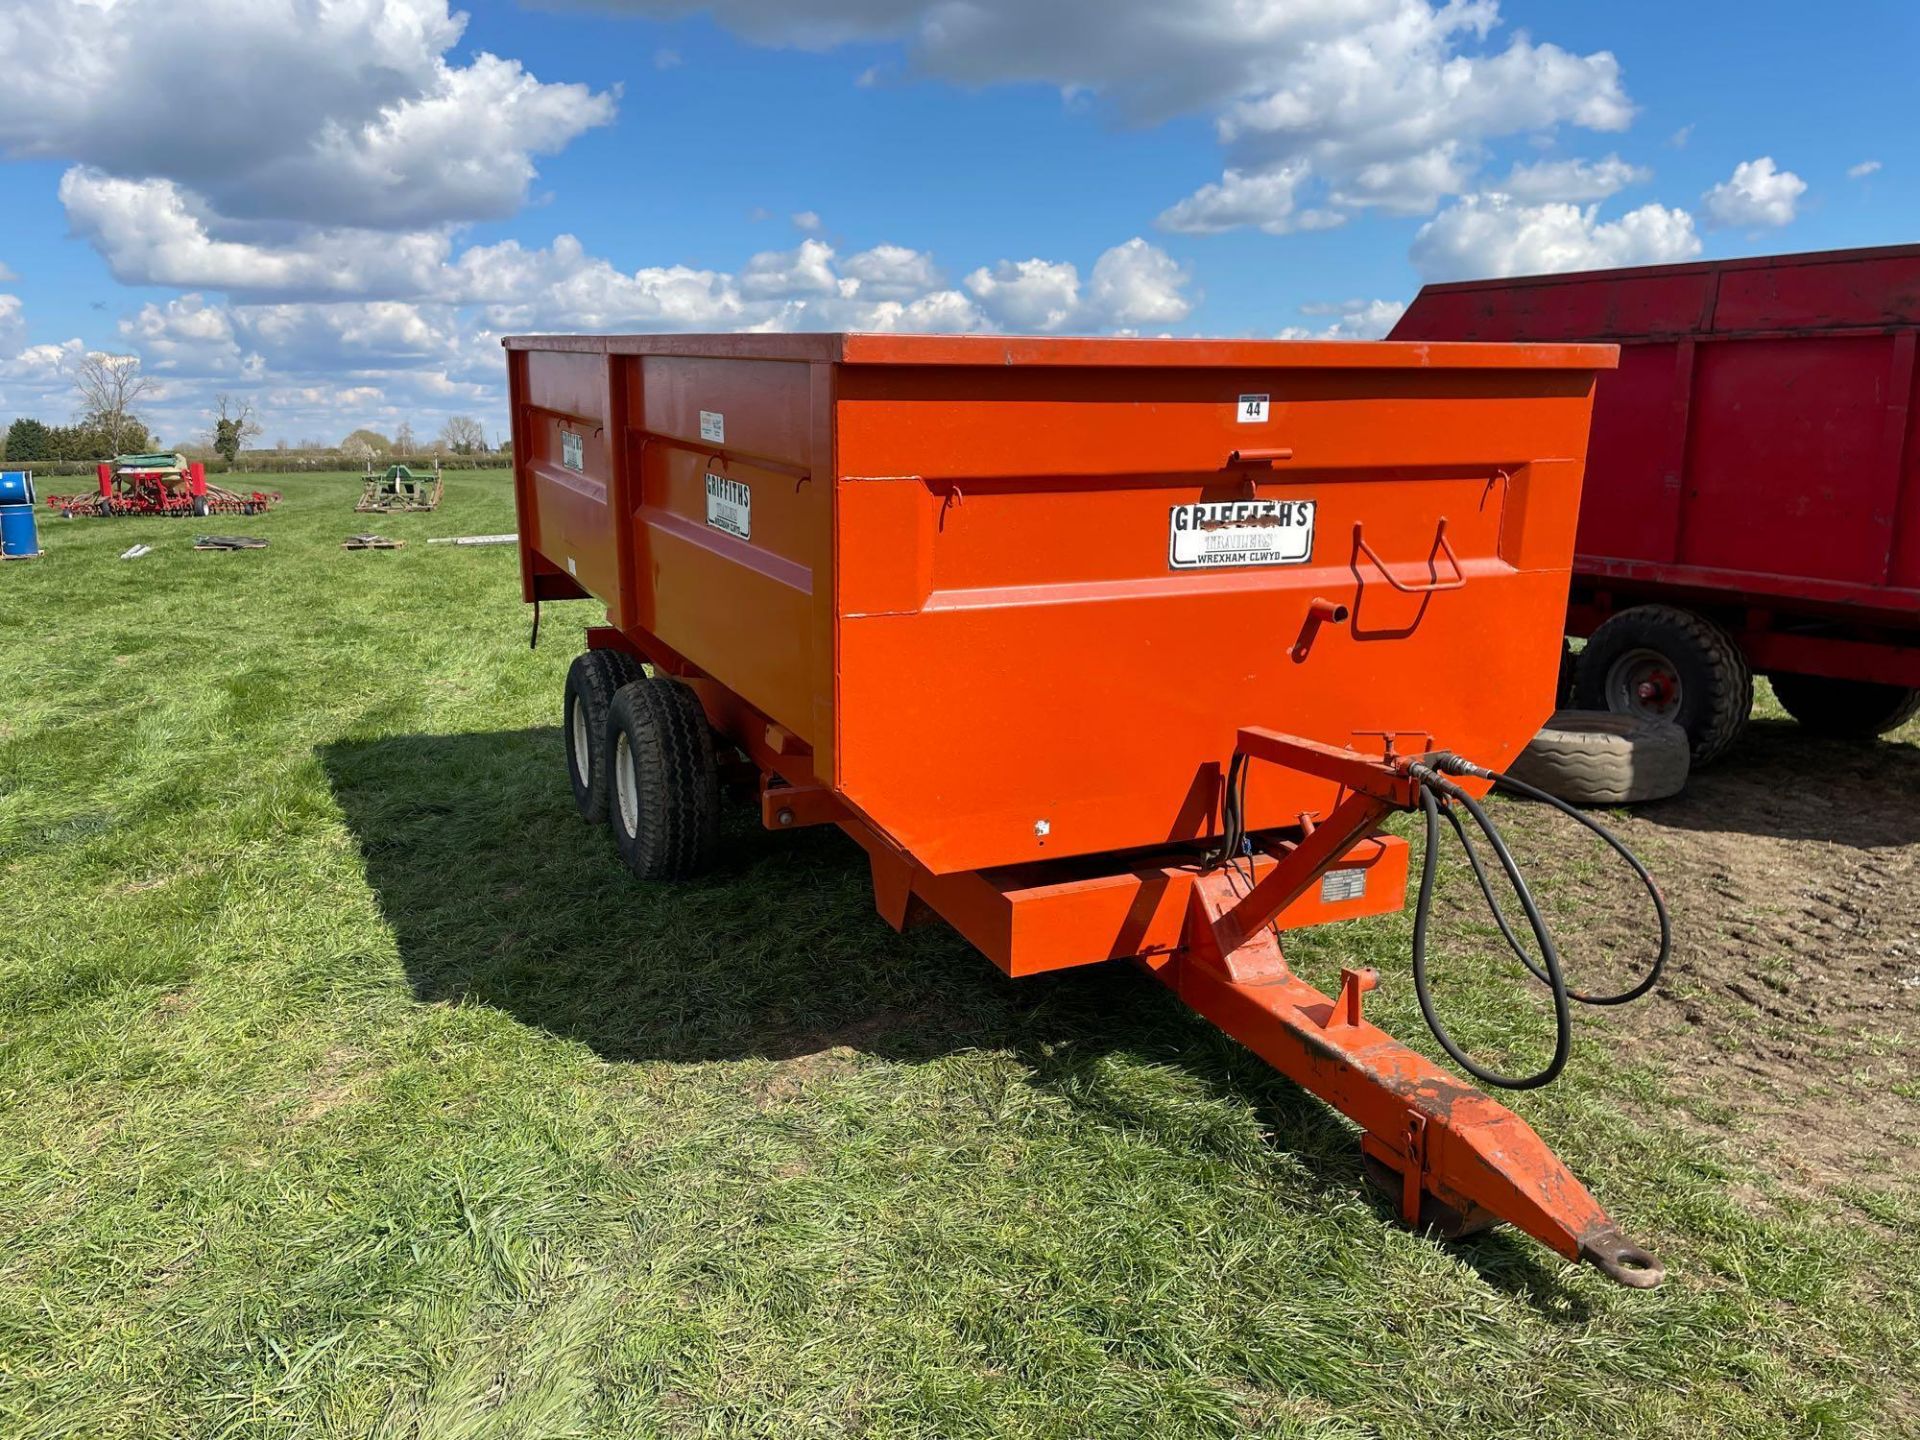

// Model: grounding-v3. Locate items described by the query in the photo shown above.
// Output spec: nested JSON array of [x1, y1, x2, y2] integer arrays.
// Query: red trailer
[[503, 332, 1676, 1285], [1391, 245, 1920, 762]]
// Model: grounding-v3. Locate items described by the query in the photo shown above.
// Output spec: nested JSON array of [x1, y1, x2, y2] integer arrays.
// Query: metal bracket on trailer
[[1146, 729, 1665, 1288]]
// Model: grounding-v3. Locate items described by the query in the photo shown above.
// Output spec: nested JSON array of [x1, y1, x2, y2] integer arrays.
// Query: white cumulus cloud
[[58, 228, 1194, 443], [964, 240, 1194, 333], [965, 257, 1084, 331], [1702, 157, 1806, 230], [579, 0, 1631, 230], [0, 0, 614, 232], [1158, 163, 1342, 236], [1087, 238, 1195, 330], [0, 292, 24, 355], [1498, 154, 1648, 203], [60, 170, 460, 301], [1280, 297, 1408, 339], [1411, 192, 1700, 281]]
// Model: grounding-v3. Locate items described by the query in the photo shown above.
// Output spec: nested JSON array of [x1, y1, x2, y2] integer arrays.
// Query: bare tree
[[439, 415, 486, 455], [73, 352, 155, 458], [211, 394, 262, 462], [393, 420, 416, 454]]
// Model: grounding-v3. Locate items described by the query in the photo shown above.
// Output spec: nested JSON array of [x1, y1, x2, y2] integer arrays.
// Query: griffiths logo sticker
[[1168, 498, 1315, 569], [705, 472, 751, 540]]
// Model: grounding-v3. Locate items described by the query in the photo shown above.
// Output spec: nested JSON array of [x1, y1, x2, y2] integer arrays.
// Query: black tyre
[[1573, 605, 1752, 766], [1770, 673, 1920, 738], [192, 495, 210, 518], [1505, 710, 1690, 806], [606, 677, 721, 880], [562, 649, 644, 823]]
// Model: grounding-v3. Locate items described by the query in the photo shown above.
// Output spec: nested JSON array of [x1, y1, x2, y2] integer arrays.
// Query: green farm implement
[[356, 461, 444, 514]]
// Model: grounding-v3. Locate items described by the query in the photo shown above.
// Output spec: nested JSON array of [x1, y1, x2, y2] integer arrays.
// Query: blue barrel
[[1, 471, 40, 559]]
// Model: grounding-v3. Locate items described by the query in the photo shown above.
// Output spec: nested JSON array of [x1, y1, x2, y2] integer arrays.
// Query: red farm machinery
[[47, 453, 281, 519], [1393, 243, 1920, 761]]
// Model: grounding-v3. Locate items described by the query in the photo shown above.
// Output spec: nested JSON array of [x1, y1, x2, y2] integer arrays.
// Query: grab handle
[[1352, 518, 1466, 594]]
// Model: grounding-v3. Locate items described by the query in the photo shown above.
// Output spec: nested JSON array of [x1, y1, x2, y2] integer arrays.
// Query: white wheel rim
[[615, 731, 639, 835], [569, 695, 590, 787]]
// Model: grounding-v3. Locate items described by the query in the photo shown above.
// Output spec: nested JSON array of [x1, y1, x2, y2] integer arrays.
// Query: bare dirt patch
[[748, 1008, 914, 1108], [291, 1045, 371, 1124], [1506, 718, 1920, 1200]]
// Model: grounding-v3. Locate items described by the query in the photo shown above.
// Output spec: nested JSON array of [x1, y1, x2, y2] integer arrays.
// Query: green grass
[[1, 472, 1915, 1438]]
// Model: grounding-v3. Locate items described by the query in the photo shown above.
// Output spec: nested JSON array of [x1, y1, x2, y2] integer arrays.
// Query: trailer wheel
[[1505, 710, 1690, 806], [191, 495, 210, 518], [562, 650, 644, 823], [1769, 673, 1920, 738], [1573, 605, 1752, 766], [606, 677, 721, 881]]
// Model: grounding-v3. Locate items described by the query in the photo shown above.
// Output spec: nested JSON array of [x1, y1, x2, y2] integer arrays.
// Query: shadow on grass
[[1633, 718, 1920, 848], [320, 725, 1585, 1313]]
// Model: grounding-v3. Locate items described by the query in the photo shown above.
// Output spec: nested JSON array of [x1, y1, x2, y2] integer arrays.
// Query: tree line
[[1, 353, 499, 465]]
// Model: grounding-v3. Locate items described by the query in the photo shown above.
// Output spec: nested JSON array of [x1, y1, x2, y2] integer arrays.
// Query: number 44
[[1237, 394, 1270, 424]]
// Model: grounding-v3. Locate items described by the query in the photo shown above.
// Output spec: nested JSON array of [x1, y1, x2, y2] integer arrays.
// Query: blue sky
[[0, 0, 1911, 447]]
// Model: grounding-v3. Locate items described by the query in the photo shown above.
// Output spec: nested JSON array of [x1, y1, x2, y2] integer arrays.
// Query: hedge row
[[4, 453, 510, 478]]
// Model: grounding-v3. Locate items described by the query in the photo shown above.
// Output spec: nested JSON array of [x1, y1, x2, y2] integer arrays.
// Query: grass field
[[2, 471, 1916, 1438]]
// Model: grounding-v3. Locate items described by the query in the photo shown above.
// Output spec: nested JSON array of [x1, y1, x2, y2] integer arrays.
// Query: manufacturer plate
[[1168, 499, 1315, 570], [705, 472, 750, 539], [1320, 868, 1366, 904], [699, 410, 725, 444]]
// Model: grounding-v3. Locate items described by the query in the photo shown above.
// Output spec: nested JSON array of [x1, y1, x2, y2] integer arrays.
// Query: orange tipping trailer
[[505, 331, 1664, 1286]]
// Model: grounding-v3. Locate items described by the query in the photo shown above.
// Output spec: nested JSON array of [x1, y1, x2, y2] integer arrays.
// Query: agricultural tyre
[[606, 676, 721, 881], [563, 648, 644, 823], [1505, 710, 1691, 806], [192, 495, 210, 518], [1574, 604, 1752, 766], [1769, 673, 1920, 738]]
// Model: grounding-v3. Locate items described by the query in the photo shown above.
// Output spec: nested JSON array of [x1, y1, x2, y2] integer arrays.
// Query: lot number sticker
[[561, 430, 584, 471], [700, 410, 726, 444], [706, 472, 751, 539], [1237, 394, 1270, 423], [1168, 498, 1314, 570]]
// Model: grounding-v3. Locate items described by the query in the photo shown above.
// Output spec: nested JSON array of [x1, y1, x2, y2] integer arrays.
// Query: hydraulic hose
[[1436, 755, 1671, 1007], [1410, 768, 1573, 1090], [1208, 740, 1668, 1092]]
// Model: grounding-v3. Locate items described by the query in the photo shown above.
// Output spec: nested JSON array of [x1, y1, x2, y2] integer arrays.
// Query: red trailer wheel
[[1575, 605, 1752, 765], [1770, 674, 1920, 738]]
